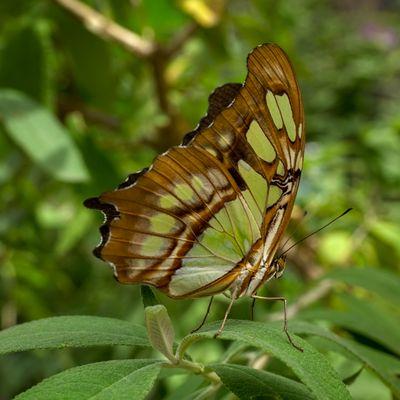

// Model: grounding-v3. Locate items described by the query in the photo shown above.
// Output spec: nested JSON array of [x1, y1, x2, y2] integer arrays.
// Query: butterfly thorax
[[231, 239, 286, 298]]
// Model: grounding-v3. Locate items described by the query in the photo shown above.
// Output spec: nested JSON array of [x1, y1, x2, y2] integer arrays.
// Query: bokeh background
[[0, 0, 399, 398]]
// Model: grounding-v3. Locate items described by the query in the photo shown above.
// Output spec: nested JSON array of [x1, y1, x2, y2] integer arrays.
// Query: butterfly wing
[[85, 44, 304, 298]]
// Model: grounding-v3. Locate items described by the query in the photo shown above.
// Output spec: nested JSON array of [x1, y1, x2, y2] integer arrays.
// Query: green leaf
[[299, 293, 400, 355], [326, 267, 400, 304], [0, 316, 149, 355], [54, 207, 92, 256], [178, 320, 351, 400], [348, 369, 392, 400], [0, 89, 89, 182], [145, 305, 176, 363], [162, 375, 204, 400], [14, 359, 162, 400], [289, 321, 400, 397], [211, 363, 316, 400]]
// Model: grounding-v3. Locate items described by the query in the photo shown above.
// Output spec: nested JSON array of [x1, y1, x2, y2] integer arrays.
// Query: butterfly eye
[[272, 256, 286, 279]]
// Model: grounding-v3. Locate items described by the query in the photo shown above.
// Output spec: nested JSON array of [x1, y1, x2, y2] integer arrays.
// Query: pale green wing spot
[[266, 185, 283, 208], [295, 153, 303, 170], [150, 213, 179, 234], [275, 94, 296, 142], [204, 167, 251, 252], [191, 175, 205, 193], [223, 197, 257, 254], [241, 190, 261, 229], [157, 179, 225, 234], [206, 202, 249, 257], [298, 122, 303, 138], [276, 160, 285, 176], [190, 223, 242, 261], [159, 194, 179, 209], [169, 263, 233, 297], [173, 182, 196, 202], [238, 160, 267, 219], [134, 235, 170, 255], [246, 120, 276, 162], [238, 193, 261, 246], [266, 91, 283, 129]]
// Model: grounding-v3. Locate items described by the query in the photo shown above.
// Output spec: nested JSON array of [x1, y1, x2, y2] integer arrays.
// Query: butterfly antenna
[[278, 208, 352, 258], [280, 209, 308, 253]]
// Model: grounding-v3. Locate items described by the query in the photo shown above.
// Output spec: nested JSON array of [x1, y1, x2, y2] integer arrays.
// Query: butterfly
[[85, 43, 305, 347]]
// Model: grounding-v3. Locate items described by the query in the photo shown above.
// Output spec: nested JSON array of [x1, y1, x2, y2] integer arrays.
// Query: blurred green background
[[0, 0, 399, 398]]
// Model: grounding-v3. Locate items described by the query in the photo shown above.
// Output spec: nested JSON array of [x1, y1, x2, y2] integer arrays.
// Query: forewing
[[85, 44, 304, 298]]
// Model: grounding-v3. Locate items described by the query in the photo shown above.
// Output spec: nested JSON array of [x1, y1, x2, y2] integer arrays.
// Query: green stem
[[164, 358, 221, 386]]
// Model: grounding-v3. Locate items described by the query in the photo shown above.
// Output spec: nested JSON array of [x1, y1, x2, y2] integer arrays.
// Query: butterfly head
[[272, 255, 286, 279]]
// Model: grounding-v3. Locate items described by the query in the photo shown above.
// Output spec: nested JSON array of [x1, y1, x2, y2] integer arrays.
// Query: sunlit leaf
[[178, 320, 351, 400], [289, 321, 400, 397], [0, 316, 149, 354], [179, 0, 226, 27]]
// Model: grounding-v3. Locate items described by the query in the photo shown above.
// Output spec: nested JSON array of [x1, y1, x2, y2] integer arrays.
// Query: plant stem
[[164, 357, 221, 386]]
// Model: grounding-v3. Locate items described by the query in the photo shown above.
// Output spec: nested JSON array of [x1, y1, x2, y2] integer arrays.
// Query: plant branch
[[163, 358, 221, 387], [53, 0, 201, 150], [53, 0, 155, 58], [165, 22, 199, 58]]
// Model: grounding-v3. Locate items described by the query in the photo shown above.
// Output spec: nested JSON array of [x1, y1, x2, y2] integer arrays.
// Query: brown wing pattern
[[85, 43, 304, 297]]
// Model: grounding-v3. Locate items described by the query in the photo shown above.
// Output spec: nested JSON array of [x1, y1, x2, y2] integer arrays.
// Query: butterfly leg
[[191, 296, 214, 333], [251, 295, 303, 352], [214, 295, 236, 338]]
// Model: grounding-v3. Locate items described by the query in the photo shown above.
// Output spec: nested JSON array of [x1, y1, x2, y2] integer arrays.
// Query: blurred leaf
[[0, 316, 149, 355], [145, 305, 176, 363], [326, 267, 400, 304], [318, 231, 352, 265], [163, 375, 204, 400], [290, 321, 400, 397], [0, 89, 89, 182], [36, 197, 75, 228], [78, 133, 120, 190], [211, 363, 316, 400], [54, 10, 116, 108], [299, 293, 400, 355], [55, 207, 92, 256], [0, 21, 54, 105], [342, 366, 364, 385], [15, 359, 162, 400], [369, 220, 400, 257], [348, 369, 392, 400], [179, 0, 226, 27], [139, 0, 189, 41], [178, 320, 352, 400]]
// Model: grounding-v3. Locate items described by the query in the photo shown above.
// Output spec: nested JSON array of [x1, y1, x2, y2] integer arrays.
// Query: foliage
[[0, 0, 399, 399], [1, 267, 400, 399]]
